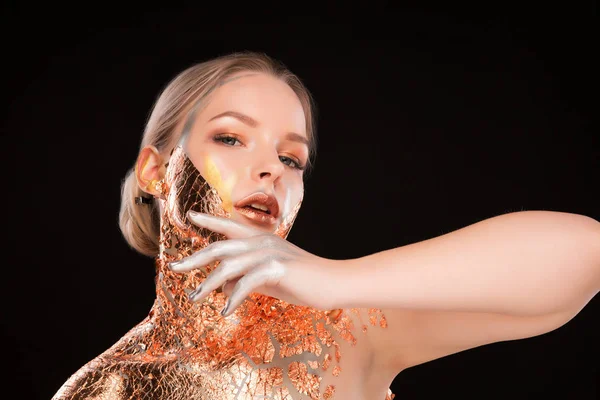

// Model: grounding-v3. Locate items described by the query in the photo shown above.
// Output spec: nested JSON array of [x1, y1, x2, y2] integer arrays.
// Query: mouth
[[234, 192, 279, 226]]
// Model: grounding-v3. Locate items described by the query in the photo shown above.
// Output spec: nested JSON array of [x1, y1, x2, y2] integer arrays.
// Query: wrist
[[326, 257, 365, 310]]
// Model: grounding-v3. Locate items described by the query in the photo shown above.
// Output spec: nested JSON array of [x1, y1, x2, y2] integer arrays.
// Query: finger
[[221, 263, 286, 317], [221, 278, 239, 297], [170, 235, 290, 273], [169, 238, 251, 272], [188, 250, 273, 303], [187, 211, 259, 239]]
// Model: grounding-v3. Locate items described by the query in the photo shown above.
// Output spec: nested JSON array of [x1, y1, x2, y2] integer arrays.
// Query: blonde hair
[[119, 51, 318, 257]]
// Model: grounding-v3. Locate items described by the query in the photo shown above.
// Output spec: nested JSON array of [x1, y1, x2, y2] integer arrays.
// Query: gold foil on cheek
[[202, 154, 235, 213], [52, 144, 395, 400], [161, 146, 231, 252]]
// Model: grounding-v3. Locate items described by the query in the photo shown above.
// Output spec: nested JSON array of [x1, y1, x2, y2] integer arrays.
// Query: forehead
[[198, 73, 307, 134]]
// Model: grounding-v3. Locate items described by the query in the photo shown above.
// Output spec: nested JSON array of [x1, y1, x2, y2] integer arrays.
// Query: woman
[[52, 51, 600, 399]]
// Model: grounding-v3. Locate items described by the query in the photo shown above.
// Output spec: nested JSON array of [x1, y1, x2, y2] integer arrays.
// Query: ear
[[135, 145, 167, 196]]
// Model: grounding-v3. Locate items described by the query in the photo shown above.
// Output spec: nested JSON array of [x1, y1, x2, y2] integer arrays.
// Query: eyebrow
[[209, 110, 258, 127], [284, 132, 310, 147], [208, 110, 310, 147]]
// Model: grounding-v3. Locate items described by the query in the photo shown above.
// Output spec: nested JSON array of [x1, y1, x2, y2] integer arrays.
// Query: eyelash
[[213, 134, 305, 171]]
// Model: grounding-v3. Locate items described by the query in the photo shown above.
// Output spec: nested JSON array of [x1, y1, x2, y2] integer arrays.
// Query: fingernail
[[189, 284, 202, 301], [169, 260, 189, 271], [220, 300, 230, 316], [169, 261, 182, 270], [187, 210, 198, 218]]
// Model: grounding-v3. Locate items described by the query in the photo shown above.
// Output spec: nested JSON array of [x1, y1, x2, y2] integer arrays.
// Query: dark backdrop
[[2, 3, 597, 399]]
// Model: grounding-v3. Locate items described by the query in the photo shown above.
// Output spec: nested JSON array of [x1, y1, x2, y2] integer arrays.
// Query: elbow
[[569, 212, 600, 294], [485, 210, 600, 315], [589, 218, 600, 291], [549, 214, 600, 316], [536, 211, 600, 310], [570, 214, 600, 304]]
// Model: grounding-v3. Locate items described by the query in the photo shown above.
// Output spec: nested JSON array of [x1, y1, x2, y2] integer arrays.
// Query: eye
[[214, 134, 242, 146], [279, 155, 305, 170]]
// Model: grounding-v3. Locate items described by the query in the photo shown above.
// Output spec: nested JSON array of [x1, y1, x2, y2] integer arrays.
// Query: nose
[[252, 153, 285, 183]]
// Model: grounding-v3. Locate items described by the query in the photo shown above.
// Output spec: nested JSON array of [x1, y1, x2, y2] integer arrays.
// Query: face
[[180, 72, 309, 233]]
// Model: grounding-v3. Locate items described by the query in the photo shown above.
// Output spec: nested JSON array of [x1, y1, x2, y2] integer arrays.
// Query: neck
[[147, 214, 228, 349], [120, 144, 232, 359], [145, 161, 232, 357]]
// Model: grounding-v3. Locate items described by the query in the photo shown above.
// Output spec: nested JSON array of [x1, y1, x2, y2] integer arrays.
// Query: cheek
[[200, 154, 238, 213]]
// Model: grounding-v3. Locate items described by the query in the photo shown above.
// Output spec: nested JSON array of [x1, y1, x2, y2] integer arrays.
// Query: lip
[[234, 192, 279, 226]]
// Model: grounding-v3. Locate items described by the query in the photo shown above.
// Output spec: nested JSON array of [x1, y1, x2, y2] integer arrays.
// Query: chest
[[104, 307, 393, 399], [185, 323, 373, 399]]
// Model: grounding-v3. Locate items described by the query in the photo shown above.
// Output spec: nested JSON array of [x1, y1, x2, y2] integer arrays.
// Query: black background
[[2, 3, 598, 399]]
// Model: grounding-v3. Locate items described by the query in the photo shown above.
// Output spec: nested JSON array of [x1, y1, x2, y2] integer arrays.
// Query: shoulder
[[51, 356, 128, 400]]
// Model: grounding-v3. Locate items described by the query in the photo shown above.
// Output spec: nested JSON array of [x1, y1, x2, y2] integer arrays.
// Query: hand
[[169, 211, 344, 316]]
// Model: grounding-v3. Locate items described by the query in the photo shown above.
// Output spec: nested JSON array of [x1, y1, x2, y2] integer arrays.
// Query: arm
[[175, 210, 600, 377], [338, 210, 600, 375], [340, 210, 600, 317]]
